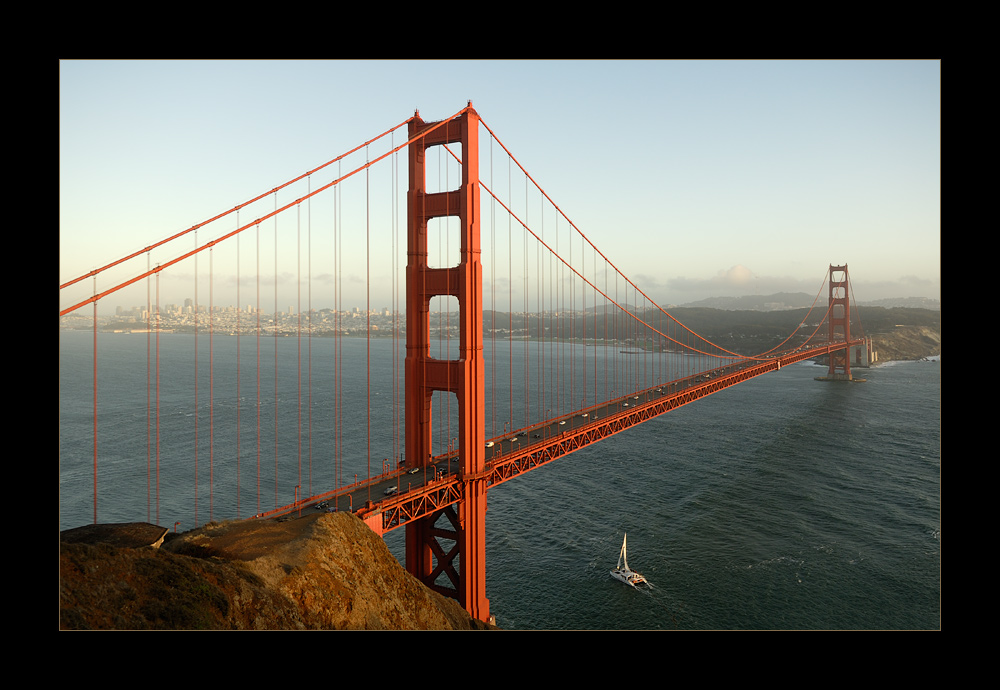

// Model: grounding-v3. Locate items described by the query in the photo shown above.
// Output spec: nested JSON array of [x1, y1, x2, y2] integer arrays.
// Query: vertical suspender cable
[[508, 156, 512, 433], [209, 247, 214, 522], [603, 256, 608, 404], [554, 215, 560, 416], [654, 307, 658, 383], [490, 135, 495, 440], [395, 142, 401, 467], [366, 146, 371, 498], [448, 135, 453, 461], [273, 193, 279, 509], [194, 231, 199, 526], [549, 210, 554, 418], [523, 177, 529, 423], [642, 292, 647, 389], [308, 179, 313, 497], [538, 192, 543, 424], [297, 204, 302, 501], [146, 254, 152, 522], [256, 221, 261, 516], [236, 222, 241, 519], [389, 134, 399, 464], [569, 214, 574, 411], [581, 230, 585, 408], [155, 270, 161, 524], [92, 277, 98, 524], [614, 263, 619, 400], [420, 153, 427, 469], [524, 176, 529, 428], [334, 164, 341, 488]]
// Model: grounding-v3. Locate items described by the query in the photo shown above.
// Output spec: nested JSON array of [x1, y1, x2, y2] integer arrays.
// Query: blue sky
[[60, 60, 940, 314]]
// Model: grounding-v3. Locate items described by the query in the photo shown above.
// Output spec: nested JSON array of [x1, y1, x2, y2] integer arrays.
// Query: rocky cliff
[[59, 512, 496, 630], [870, 325, 941, 362]]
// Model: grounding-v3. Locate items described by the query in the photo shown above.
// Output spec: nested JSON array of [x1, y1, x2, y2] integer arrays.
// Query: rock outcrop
[[59, 512, 495, 630], [871, 325, 941, 362]]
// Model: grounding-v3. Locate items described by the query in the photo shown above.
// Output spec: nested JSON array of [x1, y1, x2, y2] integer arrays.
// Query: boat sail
[[610, 533, 647, 587]]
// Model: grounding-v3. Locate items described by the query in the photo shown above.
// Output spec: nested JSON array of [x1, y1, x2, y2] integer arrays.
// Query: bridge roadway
[[263, 341, 863, 533]]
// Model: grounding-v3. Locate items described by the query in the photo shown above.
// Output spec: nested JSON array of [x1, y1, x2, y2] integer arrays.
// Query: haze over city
[[60, 60, 940, 315]]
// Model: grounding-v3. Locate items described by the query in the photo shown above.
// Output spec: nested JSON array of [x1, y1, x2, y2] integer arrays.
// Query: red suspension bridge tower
[[827, 264, 853, 380], [404, 105, 490, 621]]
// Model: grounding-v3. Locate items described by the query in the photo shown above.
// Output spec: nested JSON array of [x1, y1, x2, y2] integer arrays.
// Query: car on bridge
[[384, 486, 398, 496]]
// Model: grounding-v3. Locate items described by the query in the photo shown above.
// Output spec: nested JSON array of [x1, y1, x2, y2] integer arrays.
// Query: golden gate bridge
[[59, 103, 870, 623]]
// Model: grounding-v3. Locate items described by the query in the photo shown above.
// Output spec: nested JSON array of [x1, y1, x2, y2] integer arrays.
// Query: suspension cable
[[60, 107, 473, 318], [60, 116, 420, 293]]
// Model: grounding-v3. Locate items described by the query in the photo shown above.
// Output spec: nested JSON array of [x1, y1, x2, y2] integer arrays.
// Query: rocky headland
[[869, 325, 940, 362], [60, 512, 496, 630]]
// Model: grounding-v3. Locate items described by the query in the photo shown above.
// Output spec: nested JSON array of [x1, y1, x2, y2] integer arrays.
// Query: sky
[[59, 60, 940, 315]]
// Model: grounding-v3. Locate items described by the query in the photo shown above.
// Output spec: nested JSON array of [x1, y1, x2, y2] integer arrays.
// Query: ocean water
[[460, 357, 941, 630], [60, 330, 940, 629]]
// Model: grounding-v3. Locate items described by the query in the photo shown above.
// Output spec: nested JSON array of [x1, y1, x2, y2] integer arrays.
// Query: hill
[[631, 305, 938, 361], [678, 293, 940, 312], [59, 512, 496, 630], [870, 325, 940, 362], [680, 292, 819, 310]]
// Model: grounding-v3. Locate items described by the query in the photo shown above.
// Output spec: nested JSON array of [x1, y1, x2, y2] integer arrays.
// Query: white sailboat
[[610, 532, 647, 587]]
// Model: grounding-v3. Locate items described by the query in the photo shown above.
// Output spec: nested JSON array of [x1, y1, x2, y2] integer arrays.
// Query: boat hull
[[610, 568, 646, 587]]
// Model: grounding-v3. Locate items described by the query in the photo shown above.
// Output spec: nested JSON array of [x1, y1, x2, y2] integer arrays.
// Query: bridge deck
[[266, 341, 863, 533]]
